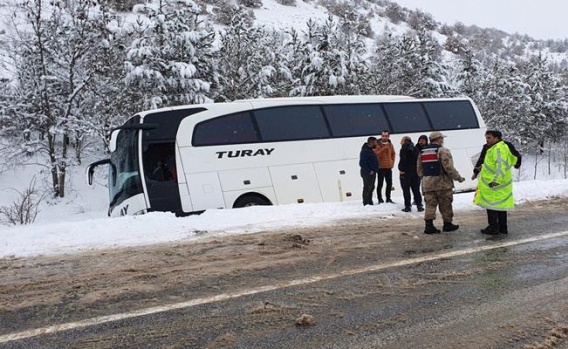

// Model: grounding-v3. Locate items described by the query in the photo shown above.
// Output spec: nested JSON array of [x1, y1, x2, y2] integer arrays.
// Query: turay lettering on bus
[[216, 148, 275, 159]]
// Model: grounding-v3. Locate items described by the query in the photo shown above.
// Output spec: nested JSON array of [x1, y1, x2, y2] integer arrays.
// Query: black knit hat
[[418, 134, 428, 142]]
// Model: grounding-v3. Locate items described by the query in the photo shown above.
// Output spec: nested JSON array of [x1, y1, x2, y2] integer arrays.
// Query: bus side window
[[383, 103, 431, 133]]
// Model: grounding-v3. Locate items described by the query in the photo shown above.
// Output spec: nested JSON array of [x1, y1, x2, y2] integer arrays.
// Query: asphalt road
[[1, 198, 567, 349]]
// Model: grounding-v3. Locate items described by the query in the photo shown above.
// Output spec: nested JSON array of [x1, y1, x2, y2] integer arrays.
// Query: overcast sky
[[394, 0, 568, 40]]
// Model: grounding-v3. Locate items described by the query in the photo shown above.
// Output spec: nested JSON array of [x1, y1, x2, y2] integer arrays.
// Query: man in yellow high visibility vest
[[473, 130, 521, 235]]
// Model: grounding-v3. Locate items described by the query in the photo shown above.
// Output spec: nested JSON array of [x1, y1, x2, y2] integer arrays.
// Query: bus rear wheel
[[233, 194, 271, 208]]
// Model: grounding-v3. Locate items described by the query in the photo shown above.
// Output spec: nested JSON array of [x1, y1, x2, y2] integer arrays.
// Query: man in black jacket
[[359, 137, 380, 206], [398, 136, 424, 212]]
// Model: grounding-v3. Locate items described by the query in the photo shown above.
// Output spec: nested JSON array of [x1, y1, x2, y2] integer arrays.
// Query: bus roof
[[232, 95, 414, 104], [133, 95, 418, 118]]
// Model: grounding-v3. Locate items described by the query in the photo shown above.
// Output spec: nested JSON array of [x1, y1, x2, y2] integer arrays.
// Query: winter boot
[[480, 225, 499, 235], [442, 221, 459, 232], [417, 205, 424, 212], [424, 220, 441, 234]]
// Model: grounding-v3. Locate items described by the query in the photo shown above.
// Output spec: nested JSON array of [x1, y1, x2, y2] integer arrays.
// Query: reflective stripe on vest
[[421, 144, 441, 176]]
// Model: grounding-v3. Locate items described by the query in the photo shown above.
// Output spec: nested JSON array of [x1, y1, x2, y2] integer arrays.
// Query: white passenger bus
[[87, 95, 486, 216]]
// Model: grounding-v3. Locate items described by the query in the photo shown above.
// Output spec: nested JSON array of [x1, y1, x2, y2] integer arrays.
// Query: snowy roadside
[[0, 178, 567, 259]]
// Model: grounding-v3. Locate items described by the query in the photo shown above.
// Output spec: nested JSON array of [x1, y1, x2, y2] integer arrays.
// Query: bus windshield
[[109, 128, 143, 210]]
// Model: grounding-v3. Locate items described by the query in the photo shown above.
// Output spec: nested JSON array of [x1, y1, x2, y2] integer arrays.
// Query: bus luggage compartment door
[[313, 160, 360, 202], [269, 164, 323, 205], [186, 172, 226, 210]]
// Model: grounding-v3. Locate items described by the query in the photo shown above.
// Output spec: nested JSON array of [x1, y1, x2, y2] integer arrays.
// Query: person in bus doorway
[[374, 130, 396, 203], [473, 130, 521, 235], [359, 136, 380, 206], [398, 136, 424, 212], [417, 131, 465, 234]]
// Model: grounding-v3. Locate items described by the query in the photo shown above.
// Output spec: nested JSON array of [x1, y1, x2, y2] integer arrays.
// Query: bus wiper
[[109, 188, 125, 208]]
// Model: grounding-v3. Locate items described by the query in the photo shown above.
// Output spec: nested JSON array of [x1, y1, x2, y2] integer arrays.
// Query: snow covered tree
[[211, 7, 280, 101], [4, 0, 115, 197], [80, 7, 140, 154], [407, 9, 437, 32], [475, 59, 530, 144], [384, 2, 405, 24], [124, 0, 216, 110], [517, 54, 568, 144], [287, 17, 367, 96], [455, 50, 484, 98], [366, 30, 452, 97]]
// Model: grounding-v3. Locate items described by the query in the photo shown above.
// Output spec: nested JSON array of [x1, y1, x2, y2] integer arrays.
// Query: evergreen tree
[[288, 17, 367, 96], [367, 30, 452, 97], [455, 49, 484, 98], [81, 7, 140, 154], [518, 54, 568, 143], [476, 58, 530, 144], [212, 9, 280, 101], [124, 0, 216, 109]]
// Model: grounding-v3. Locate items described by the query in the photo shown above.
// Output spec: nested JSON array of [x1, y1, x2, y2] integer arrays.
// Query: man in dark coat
[[398, 136, 423, 212], [359, 137, 380, 206]]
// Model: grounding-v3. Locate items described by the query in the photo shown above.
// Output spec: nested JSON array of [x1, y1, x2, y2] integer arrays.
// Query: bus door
[[141, 108, 205, 213], [143, 141, 181, 212]]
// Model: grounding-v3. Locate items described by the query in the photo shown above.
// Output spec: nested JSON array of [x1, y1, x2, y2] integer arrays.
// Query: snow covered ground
[[0, 154, 567, 259], [0, 0, 567, 259]]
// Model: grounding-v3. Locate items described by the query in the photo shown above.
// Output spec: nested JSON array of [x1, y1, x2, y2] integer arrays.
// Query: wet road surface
[[1, 199, 567, 348]]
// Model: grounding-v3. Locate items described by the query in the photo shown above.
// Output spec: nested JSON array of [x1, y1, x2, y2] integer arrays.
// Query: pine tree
[[124, 0, 216, 109], [518, 54, 568, 143], [212, 8, 280, 101], [368, 30, 451, 97], [287, 17, 367, 97], [476, 58, 530, 144]]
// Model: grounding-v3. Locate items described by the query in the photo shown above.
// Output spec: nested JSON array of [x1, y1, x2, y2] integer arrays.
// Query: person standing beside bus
[[417, 131, 465, 234], [414, 134, 428, 204], [416, 134, 428, 153], [374, 130, 395, 203], [398, 136, 423, 212], [473, 130, 521, 235], [359, 137, 380, 206]]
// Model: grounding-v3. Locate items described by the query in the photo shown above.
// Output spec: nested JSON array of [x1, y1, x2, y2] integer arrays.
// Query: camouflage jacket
[[417, 146, 463, 192]]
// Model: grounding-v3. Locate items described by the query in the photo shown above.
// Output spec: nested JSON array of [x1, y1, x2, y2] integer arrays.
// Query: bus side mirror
[[109, 130, 119, 153], [86, 159, 112, 185]]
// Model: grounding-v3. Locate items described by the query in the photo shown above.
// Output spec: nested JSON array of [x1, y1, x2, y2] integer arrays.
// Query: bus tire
[[233, 194, 271, 208]]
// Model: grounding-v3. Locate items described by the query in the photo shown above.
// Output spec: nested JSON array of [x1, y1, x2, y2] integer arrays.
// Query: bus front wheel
[[233, 194, 271, 208]]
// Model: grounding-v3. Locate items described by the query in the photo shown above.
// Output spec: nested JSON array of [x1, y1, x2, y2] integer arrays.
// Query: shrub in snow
[[384, 3, 405, 24], [237, 0, 263, 8], [408, 10, 437, 32], [213, 4, 255, 26], [276, 0, 296, 6], [0, 178, 45, 226], [108, 0, 141, 12]]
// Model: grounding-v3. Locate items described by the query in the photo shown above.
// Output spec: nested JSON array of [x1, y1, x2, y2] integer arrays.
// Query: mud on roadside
[[0, 197, 566, 335]]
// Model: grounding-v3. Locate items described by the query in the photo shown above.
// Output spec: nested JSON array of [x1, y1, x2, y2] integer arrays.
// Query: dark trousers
[[487, 209, 508, 233], [361, 170, 376, 205], [400, 173, 422, 208], [377, 169, 393, 201]]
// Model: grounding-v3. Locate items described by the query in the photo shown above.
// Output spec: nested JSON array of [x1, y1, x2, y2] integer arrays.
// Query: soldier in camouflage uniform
[[417, 131, 465, 234]]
